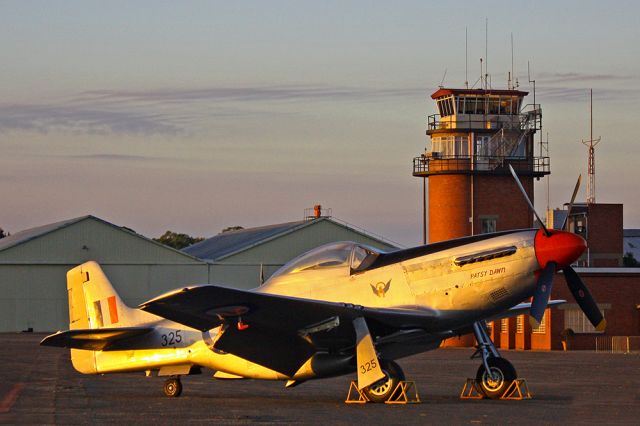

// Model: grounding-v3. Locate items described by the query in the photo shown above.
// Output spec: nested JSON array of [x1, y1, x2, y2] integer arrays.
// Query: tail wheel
[[475, 357, 517, 399], [163, 377, 182, 397], [362, 360, 404, 403]]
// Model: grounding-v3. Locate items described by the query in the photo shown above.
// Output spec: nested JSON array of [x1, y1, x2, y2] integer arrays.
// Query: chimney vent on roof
[[304, 205, 332, 220]]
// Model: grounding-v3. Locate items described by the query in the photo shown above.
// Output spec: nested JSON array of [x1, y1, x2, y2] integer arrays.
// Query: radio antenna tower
[[581, 89, 601, 204]]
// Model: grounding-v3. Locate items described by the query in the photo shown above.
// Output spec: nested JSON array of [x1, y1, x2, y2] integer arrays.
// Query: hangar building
[[0, 216, 208, 332], [0, 212, 397, 332]]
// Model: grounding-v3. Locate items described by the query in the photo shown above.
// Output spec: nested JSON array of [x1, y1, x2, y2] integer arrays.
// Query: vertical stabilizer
[[66, 261, 138, 374], [68, 261, 137, 329]]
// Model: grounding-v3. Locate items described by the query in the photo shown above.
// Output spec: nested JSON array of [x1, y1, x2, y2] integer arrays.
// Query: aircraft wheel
[[163, 377, 182, 397], [476, 357, 517, 399], [362, 360, 405, 403]]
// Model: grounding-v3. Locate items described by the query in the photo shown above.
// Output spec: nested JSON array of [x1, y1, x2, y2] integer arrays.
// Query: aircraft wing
[[40, 327, 154, 351], [140, 285, 439, 376], [485, 299, 566, 323]]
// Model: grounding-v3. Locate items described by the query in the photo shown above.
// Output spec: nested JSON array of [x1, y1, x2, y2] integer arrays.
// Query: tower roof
[[431, 88, 529, 99]]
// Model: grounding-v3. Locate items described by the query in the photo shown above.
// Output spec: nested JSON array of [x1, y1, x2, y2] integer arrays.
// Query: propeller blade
[[530, 262, 556, 327], [508, 164, 550, 236], [563, 266, 607, 331], [561, 175, 582, 231]]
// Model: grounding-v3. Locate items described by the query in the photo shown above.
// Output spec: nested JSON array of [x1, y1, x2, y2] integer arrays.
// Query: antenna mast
[[510, 33, 514, 90], [465, 27, 469, 88], [484, 18, 489, 89], [582, 89, 601, 204]]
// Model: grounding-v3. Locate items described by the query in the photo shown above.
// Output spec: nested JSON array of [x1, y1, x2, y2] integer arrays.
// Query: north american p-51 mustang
[[41, 168, 605, 401]]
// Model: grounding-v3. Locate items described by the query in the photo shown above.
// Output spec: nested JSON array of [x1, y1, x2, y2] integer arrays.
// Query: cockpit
[[266, 241, 382, 282]]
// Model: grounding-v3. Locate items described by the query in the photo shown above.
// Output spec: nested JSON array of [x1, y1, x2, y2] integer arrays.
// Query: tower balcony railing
[[427, 105, 541, 132], [412, 154, 550, 177]]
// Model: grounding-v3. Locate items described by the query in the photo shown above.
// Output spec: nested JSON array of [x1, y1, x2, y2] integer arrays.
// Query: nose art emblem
[[370, 279, 391, 297]]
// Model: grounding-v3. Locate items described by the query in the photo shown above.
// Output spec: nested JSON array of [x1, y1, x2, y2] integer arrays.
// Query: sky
[[1, 0, 639, 247]]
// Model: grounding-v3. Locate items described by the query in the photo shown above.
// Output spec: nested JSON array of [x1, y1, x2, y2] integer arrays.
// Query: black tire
[[362, 360, 405, 403], [163, 378, 182, 397], [475, 357, 517, 399]]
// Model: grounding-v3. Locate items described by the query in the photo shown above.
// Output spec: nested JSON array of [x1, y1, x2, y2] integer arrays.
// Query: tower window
[[437, 96, 455, 116], [431, 136, 469, 157]]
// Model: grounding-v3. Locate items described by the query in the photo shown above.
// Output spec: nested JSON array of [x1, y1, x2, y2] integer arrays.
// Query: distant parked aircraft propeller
[[508, 165, 606, 331]]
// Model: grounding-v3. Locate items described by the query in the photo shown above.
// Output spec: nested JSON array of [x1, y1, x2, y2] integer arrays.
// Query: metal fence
[[595, 336, 640, 353]]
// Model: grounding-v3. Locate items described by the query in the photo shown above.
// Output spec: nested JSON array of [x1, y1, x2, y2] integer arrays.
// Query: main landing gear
[[163, 377, 182, 397], [361, 360, 405, 403], [472, 321, 517, 399]]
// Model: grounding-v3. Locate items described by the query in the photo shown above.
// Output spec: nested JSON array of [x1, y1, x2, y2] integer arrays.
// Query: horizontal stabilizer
[[40, 327, 154, 351], [213, 371, 246, 380]]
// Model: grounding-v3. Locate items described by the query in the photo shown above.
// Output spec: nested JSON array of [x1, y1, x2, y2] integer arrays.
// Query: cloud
[[526, 71, 640, 103], [0, 103, 183, 136], [535, 86, 640, 103], [77, 85, 421, 105], [69, 153, 158, 162], [538, 72, 635, 84], [0, 84, 422, 136]]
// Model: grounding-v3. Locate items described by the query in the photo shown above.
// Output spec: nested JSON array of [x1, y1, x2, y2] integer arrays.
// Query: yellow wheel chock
[[460, 378, 485, 399], [345, 380, 421, 404], [500, 379, 532, 400], [345, 381, 369, 404], [460, 378, 532, 400], [384, 381, 421, 404]]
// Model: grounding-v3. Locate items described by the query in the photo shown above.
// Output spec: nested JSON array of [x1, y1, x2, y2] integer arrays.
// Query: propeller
[[508, 165, 550, 236], [563, 266, 607, 331], [529, 262, 556, 327], [508, 165, 605, 331], [561, 175, 582, 231]]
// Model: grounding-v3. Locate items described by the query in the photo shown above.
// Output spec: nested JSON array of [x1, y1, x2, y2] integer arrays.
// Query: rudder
[[66, 261, 137, 374], [67, 261, 136, 329]]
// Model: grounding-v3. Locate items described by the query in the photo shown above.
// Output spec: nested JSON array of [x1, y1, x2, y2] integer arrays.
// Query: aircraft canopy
[[268, 242, 381, 279]]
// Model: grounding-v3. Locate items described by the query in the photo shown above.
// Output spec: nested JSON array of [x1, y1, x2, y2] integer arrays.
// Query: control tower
[[413, 88, 550, 243]]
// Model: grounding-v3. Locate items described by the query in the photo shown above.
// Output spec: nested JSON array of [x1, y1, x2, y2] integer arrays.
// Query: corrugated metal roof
[[0, 215, 201, 261], [184, 219, 314, 260], [0, 216, 90, 253], [184, 217, 401, 261]]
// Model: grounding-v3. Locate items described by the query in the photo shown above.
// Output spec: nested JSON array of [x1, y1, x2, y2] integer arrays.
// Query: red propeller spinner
[[534, 229, 587, 270]]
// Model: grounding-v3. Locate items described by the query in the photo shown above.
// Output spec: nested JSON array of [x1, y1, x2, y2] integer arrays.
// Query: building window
[[488, 97, 500, 114], [475, 135, 491, 157], [532, 311, 547, 334], [564, 308, 605, 333], [480, 216, 497, 234], [501, 318, 508, 333], [499, 98, 513, 115], [431, 136, 469, 157], [437, 96, 455, 117], [516, 315, 524, 333], [461, 96, 479, 114]]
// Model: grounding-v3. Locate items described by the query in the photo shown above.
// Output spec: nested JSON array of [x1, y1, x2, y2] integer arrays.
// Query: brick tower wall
[[472, 175, 534, 232], [428, 174, 470, 243]]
